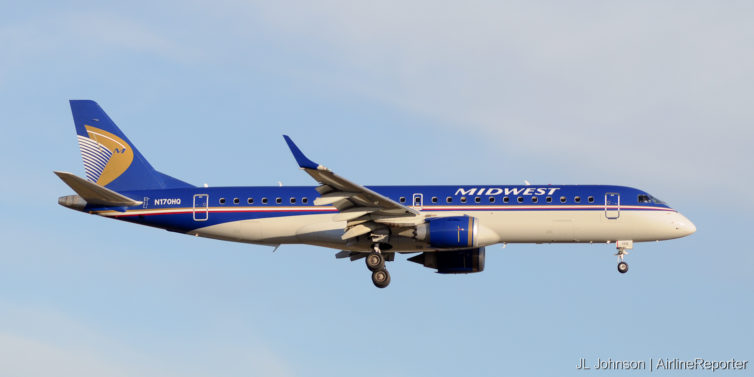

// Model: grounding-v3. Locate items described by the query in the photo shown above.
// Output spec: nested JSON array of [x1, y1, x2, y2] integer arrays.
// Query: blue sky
[[1, 1, 752, 376]]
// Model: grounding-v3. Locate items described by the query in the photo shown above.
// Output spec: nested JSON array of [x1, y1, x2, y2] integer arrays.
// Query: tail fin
[[69, 100, 193, 191]]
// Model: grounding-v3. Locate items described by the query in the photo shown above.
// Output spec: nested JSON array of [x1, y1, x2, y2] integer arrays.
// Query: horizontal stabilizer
[[54, 171, 142, 207]]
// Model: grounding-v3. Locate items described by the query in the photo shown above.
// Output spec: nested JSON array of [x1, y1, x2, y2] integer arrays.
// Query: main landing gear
[[367, 243, 391, 288], [615, 240, 633, 274]]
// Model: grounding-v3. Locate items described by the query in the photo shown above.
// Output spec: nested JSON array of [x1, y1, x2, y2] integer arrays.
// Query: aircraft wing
[[283, 136, 421, 240]]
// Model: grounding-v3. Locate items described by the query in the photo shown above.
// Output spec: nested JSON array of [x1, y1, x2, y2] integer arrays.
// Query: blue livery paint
[[425, 216, 476, 248], [80, 184, 673, 235]]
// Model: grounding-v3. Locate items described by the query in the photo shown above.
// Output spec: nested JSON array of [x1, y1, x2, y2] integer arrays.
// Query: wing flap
[[333, 207, 380, 222], [313, 192, 359, 206], [341, 222, 381, 240]]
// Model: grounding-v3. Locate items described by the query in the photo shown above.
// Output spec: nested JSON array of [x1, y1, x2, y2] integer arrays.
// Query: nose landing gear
[[617, 261, 629, 273], [615, 240, 633, 274]]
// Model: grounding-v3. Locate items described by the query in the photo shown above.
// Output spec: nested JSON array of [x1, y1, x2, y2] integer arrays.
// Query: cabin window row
[[218, 197, 309, 205], [399, 195, 597, 204], [216, 194, 615, 206]]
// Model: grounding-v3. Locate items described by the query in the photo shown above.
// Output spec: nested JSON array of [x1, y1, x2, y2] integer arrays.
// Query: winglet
[[283, 135, 320, 170]]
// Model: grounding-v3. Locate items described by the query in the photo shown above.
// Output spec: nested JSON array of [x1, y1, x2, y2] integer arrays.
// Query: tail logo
[[77, 125, 134, 186]]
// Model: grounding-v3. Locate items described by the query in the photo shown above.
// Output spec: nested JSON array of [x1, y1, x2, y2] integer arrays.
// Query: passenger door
[[193, 194, 209, 221], [605, 193, 620, 219]]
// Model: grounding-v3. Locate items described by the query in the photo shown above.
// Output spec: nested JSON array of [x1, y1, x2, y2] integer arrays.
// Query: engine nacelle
[[415, 216, 478, 248], [407, 247, 486, 274]]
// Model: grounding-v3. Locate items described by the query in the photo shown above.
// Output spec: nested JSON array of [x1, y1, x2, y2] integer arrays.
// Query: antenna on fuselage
[[524, 180, 531, 185]]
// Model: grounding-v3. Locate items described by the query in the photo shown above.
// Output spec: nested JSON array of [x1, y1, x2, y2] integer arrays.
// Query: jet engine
[[414, 215, 478, 248], [407, 247, 486, 274]]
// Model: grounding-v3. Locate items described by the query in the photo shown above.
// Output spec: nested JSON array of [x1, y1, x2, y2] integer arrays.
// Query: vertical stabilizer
[[69, 100, 193, 191]]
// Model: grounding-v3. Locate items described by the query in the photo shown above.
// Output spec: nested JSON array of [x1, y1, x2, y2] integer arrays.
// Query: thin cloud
[[0, 302, 297, 377], [0, 10, 198, 78], [226, 1, 754, 204]]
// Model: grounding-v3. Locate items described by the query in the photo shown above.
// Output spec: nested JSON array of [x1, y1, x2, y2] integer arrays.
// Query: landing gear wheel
[[365, 252, 385, 272], [371, 269, 391, 288], [617, 261, 629, 274]]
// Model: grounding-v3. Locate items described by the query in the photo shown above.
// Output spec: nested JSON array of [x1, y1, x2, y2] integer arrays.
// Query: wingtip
[[283, 135, 320, 170]]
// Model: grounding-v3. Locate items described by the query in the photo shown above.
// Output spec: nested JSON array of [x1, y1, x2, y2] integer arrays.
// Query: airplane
[[56, 100, 697, 288]]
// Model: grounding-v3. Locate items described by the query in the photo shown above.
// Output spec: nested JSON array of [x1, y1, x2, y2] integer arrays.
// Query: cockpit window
[[651, 196, 666, 205], [638, 194, 666, 205]]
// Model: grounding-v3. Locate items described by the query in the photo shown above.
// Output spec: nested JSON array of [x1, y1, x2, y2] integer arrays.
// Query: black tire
[[371, 269, 391, 288], [365, 252, 385, 271], [617, 261, 629, 274]]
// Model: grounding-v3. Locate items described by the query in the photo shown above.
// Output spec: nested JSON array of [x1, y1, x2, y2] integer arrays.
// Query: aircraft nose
[[672, 213, 696, 237]]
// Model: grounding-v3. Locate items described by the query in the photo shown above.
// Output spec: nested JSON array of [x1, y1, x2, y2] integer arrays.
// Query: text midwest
[[454, 187, 560, 196]]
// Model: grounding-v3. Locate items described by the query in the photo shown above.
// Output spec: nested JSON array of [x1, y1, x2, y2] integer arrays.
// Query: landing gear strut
[[615, 240, 633, 274], [369, 243, 391, 288]]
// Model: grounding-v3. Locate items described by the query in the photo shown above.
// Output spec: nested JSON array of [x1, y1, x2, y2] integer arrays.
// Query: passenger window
[[474, 197, 481, 203], [503, 196, 509, 203], [446, 196, 453, 203], [560, 196, 566, 203], [532, 197, 538, 203], [431, 197, 438, 203], [517, 197, 523, 203], [588, 196, 594, 203], [290, 197, 296, 204], [399, 197, 406, 203], [461, 197, 467, 203], [574, 196, 581, 203], [262, 197, 268, 204], [233, 198, 239, 204], [302, 197, 308, 204], [489, 197, 495, 203], [276, 197, 282, 204], [247, 198, 253, 204], [219, 198, 226, 204], [414, 196, 421, 205], [546, 196, 552, 203]]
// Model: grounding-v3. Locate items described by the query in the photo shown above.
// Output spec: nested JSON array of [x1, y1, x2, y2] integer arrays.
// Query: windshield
[[638, 193, 667, 205], [651, 195, 666, 205]]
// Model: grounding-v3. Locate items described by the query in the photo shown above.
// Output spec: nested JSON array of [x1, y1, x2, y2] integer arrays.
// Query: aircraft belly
[[191, 213, 348, 248], [442, 210, 679, 243]]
